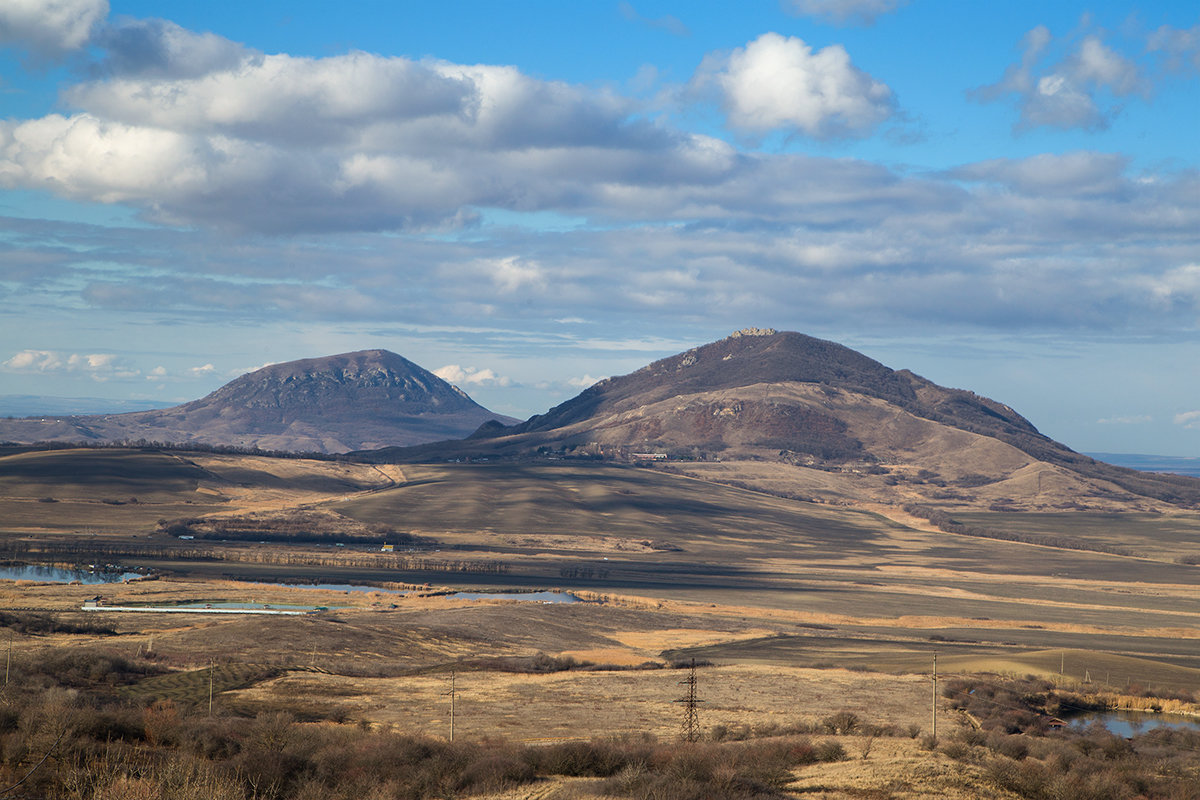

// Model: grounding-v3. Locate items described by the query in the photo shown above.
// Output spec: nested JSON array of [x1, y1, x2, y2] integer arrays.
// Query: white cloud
[[694, 33, 894, 138], [434, 364, 511, 387], [4, 350, 62, 371], [188, 363, 216, 376], [0, 13, 1195, 350], [0, 33, 741, 232], [973, 27, 1147, 131], [490, 256, 546, 293], [228, 362, 277, 377], [2, 349, 138, 379], [783, 0, 907, 26], [567, 374, 604, 388], [1174, 411, 1200, 429], [0, 0, 108, 58], [1136, 264, 1200, 310]]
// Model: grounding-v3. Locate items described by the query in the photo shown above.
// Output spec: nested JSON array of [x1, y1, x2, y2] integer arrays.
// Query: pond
[[1068, 709, 1200, 737], [0, 564, 142, 584]]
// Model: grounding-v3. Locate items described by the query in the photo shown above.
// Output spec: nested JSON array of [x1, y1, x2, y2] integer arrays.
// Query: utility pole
[[443, 671, 457, 742], [931, 652, 937, 742], [677, 659, 701, 743], [5, 631, 10, 686], [208, 660, 214, 716]]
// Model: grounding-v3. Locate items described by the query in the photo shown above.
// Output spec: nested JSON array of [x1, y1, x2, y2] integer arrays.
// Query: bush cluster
[[938, 676, 1200, 799], [0, 648, 859, 800]]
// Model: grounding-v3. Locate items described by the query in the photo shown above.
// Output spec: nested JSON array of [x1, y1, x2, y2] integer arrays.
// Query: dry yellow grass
[[470, 739, 1026, 800], [189, 454, 403, 514], [609, 628, 780, 655], [230, 664, 944, 742], [786, 738, 1023, 800]]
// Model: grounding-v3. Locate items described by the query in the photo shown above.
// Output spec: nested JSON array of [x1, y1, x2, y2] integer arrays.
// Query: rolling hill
[[360, 328, 1200, 512], [0, 350, 516, 453]]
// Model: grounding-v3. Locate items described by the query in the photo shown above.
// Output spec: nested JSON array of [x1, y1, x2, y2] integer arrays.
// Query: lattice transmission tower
[[676, 658, 702, 742]]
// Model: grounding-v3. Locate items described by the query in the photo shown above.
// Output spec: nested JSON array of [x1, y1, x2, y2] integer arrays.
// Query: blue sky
[[1, 0, 1198, 454]]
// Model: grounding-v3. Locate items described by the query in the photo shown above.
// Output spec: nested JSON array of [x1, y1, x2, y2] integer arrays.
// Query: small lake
[[0, 564, 142, 584], [1069, 709, 1200, 737]]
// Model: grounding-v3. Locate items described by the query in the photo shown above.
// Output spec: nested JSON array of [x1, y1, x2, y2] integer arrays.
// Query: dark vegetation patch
[[937, 676, 1200, 799], [0, 648, 855, 800], [156, 509, 434, 547], [0, 611, 117, 637], [461, 652, 664, 673]]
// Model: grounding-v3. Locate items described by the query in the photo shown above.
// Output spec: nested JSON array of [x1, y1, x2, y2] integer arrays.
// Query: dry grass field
[[4, 447, 1200, 796]]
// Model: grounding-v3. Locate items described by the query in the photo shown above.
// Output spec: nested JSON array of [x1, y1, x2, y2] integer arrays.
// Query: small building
[[380, 543, 394, 552]]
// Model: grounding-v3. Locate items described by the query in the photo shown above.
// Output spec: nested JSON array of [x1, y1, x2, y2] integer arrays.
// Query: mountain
[[0, 350, 516, 454], [361, 329, 1200, 512]]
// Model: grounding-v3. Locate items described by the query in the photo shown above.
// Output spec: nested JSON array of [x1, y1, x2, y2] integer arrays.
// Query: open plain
[[3, 445, 1200, 797]]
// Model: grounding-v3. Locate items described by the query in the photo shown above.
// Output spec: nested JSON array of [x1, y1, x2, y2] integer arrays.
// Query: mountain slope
[[361, 329, 1200, 511], [0, 350, 515, 453]]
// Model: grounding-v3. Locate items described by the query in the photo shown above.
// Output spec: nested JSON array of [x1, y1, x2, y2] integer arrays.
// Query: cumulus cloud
[[783, 0, 907, 26], [1174, 411, 1200, 429], [95, 17, 251, 79], [434, 364, 511, 387], [0, 12, 1196, 349], [0, 29, 747, 232], [972, 26, 1148, 131], [0, 0, 108, 58], [567, 374, 604, 388], [489, 257, 546, 293], [694, 33, 894, 138], [3, 349, 138, 379]]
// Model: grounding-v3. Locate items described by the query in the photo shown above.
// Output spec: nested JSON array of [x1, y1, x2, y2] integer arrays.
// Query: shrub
[[815, 740, 846, 762], [820, 711, 860, 735]]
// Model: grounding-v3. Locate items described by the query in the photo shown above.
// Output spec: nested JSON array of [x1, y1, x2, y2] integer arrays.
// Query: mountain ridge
[[0, 349, 516, 454], [360, 329, 1200, 512]]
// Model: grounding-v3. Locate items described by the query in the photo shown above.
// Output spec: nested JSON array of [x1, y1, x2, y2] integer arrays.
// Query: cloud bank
[[0, 4, 1196, 356]]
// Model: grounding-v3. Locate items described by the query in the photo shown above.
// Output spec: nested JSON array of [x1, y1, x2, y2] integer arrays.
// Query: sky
[[0, 0, 1198, 455]]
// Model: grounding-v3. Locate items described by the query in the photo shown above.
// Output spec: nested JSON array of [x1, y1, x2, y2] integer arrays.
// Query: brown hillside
[[0, 350, 516, 454], [361, 329, 1200, 512]]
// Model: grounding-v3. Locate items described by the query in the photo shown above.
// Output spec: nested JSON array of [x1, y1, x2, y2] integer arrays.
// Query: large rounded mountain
[[0, 350, 516, 453], [365, 329, 1200, 512]]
